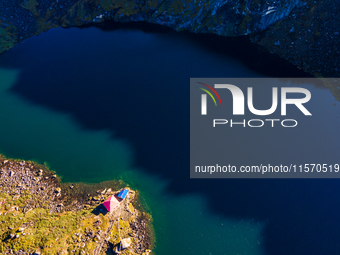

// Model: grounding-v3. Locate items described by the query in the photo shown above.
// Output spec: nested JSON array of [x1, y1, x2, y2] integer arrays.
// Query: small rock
[[121, 238, 132, 249]]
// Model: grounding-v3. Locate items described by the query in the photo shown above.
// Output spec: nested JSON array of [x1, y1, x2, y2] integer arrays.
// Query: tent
[[117, 189, 129, 200], [102, 195, 120, 212]]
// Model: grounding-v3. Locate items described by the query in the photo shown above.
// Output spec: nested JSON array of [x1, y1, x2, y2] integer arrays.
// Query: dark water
[[0, 22, 340, 255]]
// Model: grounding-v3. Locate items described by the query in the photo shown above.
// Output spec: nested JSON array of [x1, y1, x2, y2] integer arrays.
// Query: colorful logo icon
[[197, 82, 222, 115]]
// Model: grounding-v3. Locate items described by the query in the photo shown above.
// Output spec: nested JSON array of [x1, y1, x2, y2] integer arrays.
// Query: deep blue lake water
[[0, 22, 340, 255]]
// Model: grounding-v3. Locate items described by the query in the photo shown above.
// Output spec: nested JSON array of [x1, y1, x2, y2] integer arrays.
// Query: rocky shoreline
[[0, 155, 154, 255]]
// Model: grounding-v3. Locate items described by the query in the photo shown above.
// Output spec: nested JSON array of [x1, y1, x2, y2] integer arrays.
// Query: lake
[[0, 22, 339, 255]]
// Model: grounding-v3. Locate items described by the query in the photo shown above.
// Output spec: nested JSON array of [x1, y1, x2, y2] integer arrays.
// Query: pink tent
[[102, 195, 120, 212]]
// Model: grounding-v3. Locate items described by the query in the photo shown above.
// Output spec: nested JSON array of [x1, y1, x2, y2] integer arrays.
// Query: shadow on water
[[81, 20, 313, 79], [0, 21, 339, 255]]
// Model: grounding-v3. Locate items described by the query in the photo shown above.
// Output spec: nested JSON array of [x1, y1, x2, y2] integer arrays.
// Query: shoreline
[[0, 154, 154, 254]]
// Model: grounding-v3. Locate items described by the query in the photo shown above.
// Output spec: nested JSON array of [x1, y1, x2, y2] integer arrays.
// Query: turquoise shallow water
[[0, 25, 340, 255], [0, 36, 266, 254], [0, 68, 265, 254]]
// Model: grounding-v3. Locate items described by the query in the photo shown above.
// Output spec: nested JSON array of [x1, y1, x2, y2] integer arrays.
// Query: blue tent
[[118, 189, 129, 200]]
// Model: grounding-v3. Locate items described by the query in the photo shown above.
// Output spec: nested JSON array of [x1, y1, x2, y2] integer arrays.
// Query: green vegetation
[[0, 22, 17, 53], [0, 155, 153, 254], [0, 192, 94, 253], [20, 0, 39, 15]]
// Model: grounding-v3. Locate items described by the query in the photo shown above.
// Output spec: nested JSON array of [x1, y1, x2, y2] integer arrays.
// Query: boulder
[[121, 238, 132, 249]]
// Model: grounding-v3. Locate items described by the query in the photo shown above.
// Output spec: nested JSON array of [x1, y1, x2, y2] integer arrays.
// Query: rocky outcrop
[[0, 155, 153, 254], [0, 0, 338, 78]]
